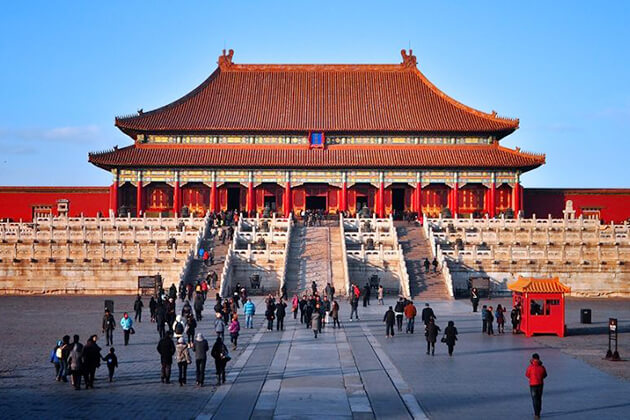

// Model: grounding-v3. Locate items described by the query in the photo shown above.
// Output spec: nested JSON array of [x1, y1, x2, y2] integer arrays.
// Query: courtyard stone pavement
[[0, 295, 628, 419]]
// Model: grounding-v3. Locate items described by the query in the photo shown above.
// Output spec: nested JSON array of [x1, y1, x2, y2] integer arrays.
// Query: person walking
[[50, 340, 62, 380], [511, 304, 521, 334], [470, 287, 480, 312], [431, 257, 438, 273], [443, 320, 458, 356], [331, 299, 341, 328], [134, 295, 144, 322], [496, 304, 506, 334], [59, 335, 71, 383], [291, 294, 299, 320], [193, 333, 209, 386], [265, 302, 275, 331], [149, 296, 157, 322], [377, 285, 384, 305], [229, 314, 240, 350], [299, 295, 307, 324], [176, 337, 192, 386], [383, 306, 395, 338], [82, 335, 102, 389], [349, 292, 360, 321], [421, 303, 436, 326], [120, 312, 133, 346], [423, 258, 430, 273], [481, 305, 488, 333], [311, 306, 321, 338], [276, 299, 287, 331], [394, 298, 405, 332], [102, 309, 115, 346], [486, 306, 495, 335], [102, 347, 118, 382], [157, 331, 176, 384], [156, 303, 167, 338], [243, 298, 256, 329], [425, 319, 440, 355], [185, 313, 197, 343], [67, 335, 84, 390], [363, 283, 371, 307], [211, 336, 229, 385], [525, 353, 548, 419], [215, 313, 225, 339], [404, 300, 417, 333]]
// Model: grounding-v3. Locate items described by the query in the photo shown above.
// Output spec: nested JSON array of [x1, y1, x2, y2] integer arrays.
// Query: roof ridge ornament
[[218, 49, 234, 70], [400, 49, 417, 68]]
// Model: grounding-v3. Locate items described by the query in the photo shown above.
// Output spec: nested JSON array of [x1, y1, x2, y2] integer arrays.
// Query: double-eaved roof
[[115, 49, 519, 137], [90, 50, 544, 172]]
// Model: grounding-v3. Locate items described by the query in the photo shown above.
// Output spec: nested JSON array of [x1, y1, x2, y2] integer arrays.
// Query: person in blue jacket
[[50, 340, 62, 379], [243, 298, 256, 329], [120, 312, 134, 345]]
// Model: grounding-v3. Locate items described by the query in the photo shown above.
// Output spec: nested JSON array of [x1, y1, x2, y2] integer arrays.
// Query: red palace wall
[[524, 188, 630, 223], [0, 187, 109, 222]]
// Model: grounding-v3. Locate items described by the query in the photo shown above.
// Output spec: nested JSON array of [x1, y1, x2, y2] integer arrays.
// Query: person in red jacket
[[525, 353, 548, 419]]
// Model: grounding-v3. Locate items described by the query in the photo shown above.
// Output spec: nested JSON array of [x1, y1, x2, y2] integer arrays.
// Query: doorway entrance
[[306, 196, 326, 211], [392, 188, 405, 217], [227, 187, 240, 211], [356, 196, 368, 212], [264, 195, 277, 211]]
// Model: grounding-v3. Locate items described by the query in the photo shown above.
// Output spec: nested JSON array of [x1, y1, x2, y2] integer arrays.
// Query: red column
[[173, 180, 180, 216], [339, 181, 347, 213], [284, 181, 292, 217], [378, 182, 385, 218], [416, 182, 423, 220], [209, 181, 217, 213], [247, 181, 254, 215], [449, 183, 459, 217], [489, 182, 496, 218], [136, 180, 143, 217], [513, 182, 521, 217], [109, 182, 118, 217]]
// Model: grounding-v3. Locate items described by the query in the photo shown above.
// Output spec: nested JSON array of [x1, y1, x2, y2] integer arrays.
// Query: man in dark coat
[[134, 295, 144, 322], [425, 319, 441, 355], [194, 294, 204, 321], [82, 335, 102, 389], [383, 306, 396, 338], [157, 332, 176, 383], [275, 299, 287, 331], [156, 303, 167, 338], [363, 283, 371, 307], [102, 309, 115, 346], [421, 303, 436, 326], [470, 287, 480, 312]]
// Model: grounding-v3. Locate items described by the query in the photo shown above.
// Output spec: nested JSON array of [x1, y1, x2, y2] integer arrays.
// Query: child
[[103, 347, 118, 382]]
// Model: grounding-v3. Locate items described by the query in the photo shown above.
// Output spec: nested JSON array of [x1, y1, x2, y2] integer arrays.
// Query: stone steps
[[396, 224, 451, 300]]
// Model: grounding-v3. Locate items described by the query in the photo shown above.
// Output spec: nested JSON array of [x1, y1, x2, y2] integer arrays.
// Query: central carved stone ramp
[[285, 226, 336, 295], [184, 234, 230, 291], [396, 223, 451, 300]]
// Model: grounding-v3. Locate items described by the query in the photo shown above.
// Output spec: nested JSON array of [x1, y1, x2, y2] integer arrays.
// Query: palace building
[[87, 49, 546, 220]]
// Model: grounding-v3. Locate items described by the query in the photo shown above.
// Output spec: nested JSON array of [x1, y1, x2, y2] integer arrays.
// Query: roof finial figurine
[[218, 48, 235, 69], [491, 110, 497, 118], [137, 108, 143, 115], [400, 49, 417, 68]]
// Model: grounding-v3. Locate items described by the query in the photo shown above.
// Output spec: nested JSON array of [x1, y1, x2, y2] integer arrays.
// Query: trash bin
[[105, 299, 114, 314], [580, 308, 591, 324]]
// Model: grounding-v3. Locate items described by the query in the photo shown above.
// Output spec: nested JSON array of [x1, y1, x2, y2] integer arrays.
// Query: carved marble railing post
[[31, 242, 36, 260], [66, 226, 71, 242], [102, 243, 106, 260], [119, 243, 125, 260], [137, 243, 142, 260], [14, 243, 19, 259], [49, 241, 54, 260], [66, 243, 71, 260]]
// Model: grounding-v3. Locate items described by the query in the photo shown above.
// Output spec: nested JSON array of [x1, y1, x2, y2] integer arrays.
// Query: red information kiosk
[[508, 277, 571, 337]]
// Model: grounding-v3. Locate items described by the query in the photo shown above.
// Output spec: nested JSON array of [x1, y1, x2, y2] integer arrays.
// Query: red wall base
[[524, 188, 630, 223], [0, 187, 109, 221]]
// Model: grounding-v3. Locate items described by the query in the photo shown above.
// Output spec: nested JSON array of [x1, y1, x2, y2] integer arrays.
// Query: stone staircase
[[329, 225, 347, 296], [285, 226, 333, 295], [184, 234, 230, 291], [396, 223, 451, 300]]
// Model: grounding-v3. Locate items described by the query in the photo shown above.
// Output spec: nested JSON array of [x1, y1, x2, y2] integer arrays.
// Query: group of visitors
[[50, 334, 117, 390], [382, 301, 458, 356], [481, 303, 521, 335]]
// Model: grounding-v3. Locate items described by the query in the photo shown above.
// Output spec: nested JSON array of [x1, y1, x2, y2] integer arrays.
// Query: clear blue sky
[[1, 1, 628, 188]]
